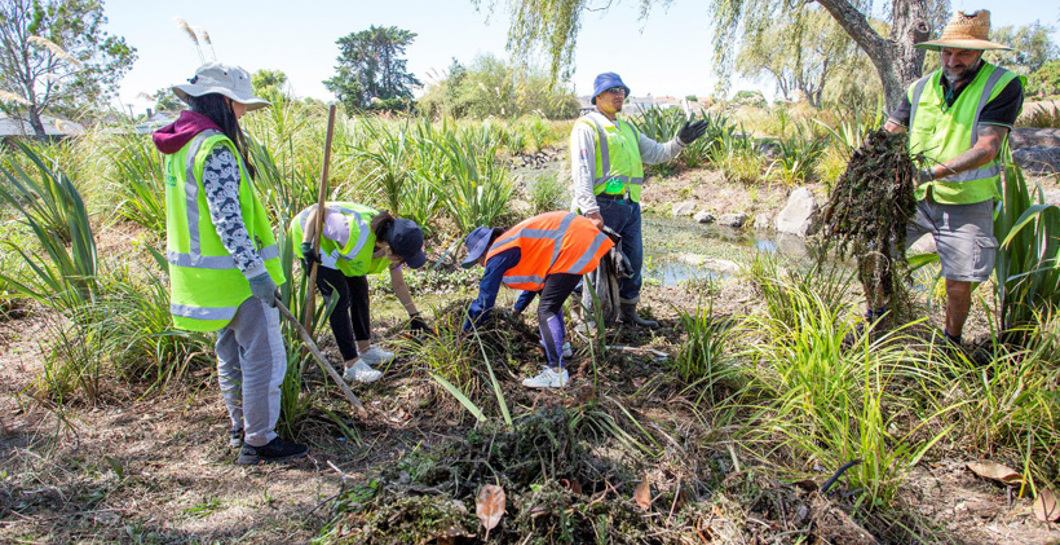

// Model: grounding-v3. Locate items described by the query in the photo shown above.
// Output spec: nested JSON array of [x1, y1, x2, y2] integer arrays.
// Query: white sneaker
[[522, 367, 570, 388], [343, 359, 382, 383], [538, 340, 573, 358], [359, 346, 395, 366]]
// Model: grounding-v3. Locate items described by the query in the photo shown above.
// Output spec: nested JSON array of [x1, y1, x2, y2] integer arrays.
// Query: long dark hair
[[185, 93, 257, 179], [370, 210, 395, 242]]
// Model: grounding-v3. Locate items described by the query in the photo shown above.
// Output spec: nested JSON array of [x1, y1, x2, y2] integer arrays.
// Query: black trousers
[[537, 273, 581, 368], [313, 264, 370, 362]]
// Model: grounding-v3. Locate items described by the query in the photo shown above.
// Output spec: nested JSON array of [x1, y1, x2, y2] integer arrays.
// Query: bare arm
[[301, 205, 320, 244], [884, 122, 1006, 181], [930, 125, 1007, 180], [389, 263, 418, 316]]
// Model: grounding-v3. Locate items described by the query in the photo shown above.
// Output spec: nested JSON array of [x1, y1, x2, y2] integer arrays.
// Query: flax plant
[[108, 134, 166, 237], [427, 132, 513, 233], [0, 142, 99, 312], [994, 154, 1060, 336], [357, 118, 416, 215]]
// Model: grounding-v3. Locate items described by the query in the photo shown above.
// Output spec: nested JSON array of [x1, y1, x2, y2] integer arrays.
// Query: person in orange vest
[[462, 211, 615, 388]]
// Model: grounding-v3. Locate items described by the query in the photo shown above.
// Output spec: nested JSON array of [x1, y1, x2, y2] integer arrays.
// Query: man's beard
[[942, 59, 981, 85]]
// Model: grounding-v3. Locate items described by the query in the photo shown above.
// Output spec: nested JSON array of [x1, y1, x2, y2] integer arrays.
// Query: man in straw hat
[[875, 10, 1024, 347]]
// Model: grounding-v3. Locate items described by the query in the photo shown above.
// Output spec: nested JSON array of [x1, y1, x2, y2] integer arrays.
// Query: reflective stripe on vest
[[289, 202, 390, 277], [908, 63, 1021, 204], [486, 211, 615, 291], [164, 131, 284, 331], [581, 114, 645, 202], [168, 130, 280, 270]]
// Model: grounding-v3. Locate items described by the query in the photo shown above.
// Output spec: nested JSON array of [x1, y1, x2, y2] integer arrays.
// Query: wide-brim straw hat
[[916, 10, 1012, 52], [173, 62, 271, 111]]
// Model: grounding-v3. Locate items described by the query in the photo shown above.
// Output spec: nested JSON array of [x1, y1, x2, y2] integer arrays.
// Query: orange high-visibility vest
[[486, 211, 615, 291]]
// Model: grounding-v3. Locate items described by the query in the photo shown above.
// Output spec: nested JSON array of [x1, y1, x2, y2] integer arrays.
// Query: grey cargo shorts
[[908, 197, 997, 283]]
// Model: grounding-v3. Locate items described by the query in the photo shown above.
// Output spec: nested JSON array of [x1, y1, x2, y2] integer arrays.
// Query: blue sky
[[106, 0, 1059, 113]]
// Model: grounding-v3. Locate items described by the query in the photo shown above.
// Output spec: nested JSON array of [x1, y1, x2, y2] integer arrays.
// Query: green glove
[[247, 271, 278, 307]]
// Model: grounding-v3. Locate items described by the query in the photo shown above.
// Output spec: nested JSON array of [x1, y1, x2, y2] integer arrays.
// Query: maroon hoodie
[[152, 110, 223, 155]]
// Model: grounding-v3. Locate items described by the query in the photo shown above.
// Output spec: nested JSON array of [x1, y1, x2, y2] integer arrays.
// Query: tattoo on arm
[[936, 125, 1007, 179]]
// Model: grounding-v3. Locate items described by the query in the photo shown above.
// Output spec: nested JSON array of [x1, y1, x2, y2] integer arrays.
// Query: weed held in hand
[[816, 130, 920, 323]]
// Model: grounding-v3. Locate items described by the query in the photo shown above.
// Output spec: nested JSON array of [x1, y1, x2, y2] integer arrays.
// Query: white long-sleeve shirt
[[569, 111, 685, 215]]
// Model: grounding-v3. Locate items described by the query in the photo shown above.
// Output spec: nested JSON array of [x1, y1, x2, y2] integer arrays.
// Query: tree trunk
[[27, 107, 47, 139], [815, 0, 931, 112]]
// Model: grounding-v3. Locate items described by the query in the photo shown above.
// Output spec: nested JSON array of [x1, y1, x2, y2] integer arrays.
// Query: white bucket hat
[[916, 10, 1012, 52], [172, 62, 271, 111]]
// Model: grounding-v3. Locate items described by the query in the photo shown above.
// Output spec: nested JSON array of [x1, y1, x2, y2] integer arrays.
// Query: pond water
[[641, 214, 815, 286]]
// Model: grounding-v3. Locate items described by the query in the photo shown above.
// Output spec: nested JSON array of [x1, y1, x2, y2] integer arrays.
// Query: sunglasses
[[604, 86, 627, 97]]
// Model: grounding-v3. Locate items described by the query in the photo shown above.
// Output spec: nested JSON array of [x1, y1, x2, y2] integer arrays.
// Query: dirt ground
[[3, 158, 1060, 544]]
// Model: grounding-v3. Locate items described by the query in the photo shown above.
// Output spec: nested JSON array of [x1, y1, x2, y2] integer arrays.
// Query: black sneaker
[[236, 437, 309, 465], [229, 428, 244, 448]]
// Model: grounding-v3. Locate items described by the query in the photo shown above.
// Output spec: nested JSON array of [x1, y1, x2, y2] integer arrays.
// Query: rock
[[1043, 189, 1060, 207], [756, 140, 781, 160], [774, 187, 819, 237], [753, 214, 771, 231], [1009, 127, 1060, 150], [718, 213, 747, 228], [672, 201, 696, 217], [677, 253, 740, 275], [693, 211, 715, 224], [1012, 145, 1060, 175]]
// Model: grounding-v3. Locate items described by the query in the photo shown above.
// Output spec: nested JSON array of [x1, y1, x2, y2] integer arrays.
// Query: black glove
[[601, 225, 622, 244], [678, 120, 709, 146], [300, 241, 320, 264], [408, 313, 431, 333]]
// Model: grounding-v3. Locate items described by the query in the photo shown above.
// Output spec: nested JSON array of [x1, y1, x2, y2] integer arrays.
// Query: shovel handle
[[276, 300, 367, 417]]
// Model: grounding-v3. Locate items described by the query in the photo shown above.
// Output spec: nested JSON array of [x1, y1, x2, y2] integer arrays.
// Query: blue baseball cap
[[591, 72, 630, 105], [461, 226, 503, 269], [387, 219, 426, 269]]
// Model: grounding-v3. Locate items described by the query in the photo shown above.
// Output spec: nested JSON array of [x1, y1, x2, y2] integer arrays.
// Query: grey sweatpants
[[215, 297, 287, 447]]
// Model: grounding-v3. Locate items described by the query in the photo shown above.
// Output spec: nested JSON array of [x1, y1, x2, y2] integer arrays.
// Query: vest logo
[[164, 172, 177, 187]]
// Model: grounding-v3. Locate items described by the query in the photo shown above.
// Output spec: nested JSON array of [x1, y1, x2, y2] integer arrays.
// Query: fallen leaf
[[476, 484, 506, 540], [634, 477, 651, 510], [967, 461, 1023, 486], [1035, 488, 1060, 522]]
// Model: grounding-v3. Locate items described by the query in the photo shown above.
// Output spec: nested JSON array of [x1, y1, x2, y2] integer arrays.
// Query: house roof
[[0, 114, 85, 137]]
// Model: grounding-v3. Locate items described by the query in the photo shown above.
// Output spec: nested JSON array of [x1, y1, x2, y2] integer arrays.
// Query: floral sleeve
[[201, 145, 264, 275]]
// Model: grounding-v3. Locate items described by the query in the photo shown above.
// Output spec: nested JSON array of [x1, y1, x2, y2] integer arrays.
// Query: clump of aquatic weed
[[317, 407, 680, 544], [816, 129, 920, 325]]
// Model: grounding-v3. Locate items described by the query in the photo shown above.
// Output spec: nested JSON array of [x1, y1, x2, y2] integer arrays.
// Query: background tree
[[1028, 60, 1060, 98], [147, 87, 181, 112], [0, 0, 136, 137], [251, 68, 288, 97], [737, 7, 862, 107], [324, 25, 421, 112], [417, 53, 579, 119], [486, 0, 951, 111], [990, 22, 1060, 75]]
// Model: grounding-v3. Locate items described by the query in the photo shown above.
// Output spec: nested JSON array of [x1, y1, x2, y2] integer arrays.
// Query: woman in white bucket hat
[[152, 63, 308, 465]]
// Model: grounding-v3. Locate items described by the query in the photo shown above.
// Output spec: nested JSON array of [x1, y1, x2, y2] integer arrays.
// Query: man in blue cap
[[570, 72, 708, 328]]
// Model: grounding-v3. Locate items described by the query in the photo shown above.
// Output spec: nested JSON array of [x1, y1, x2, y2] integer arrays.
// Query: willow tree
[[486, 0, 950, 111], [737, 7, 862, 107]]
